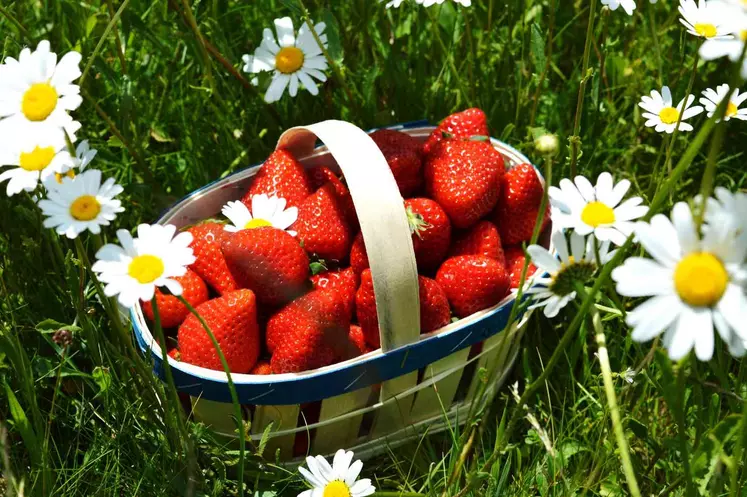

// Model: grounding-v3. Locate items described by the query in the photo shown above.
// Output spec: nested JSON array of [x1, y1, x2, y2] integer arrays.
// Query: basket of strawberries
[[131, 109, 551, 460]]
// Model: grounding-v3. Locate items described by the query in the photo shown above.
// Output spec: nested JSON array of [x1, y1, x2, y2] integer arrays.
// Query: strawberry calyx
[[405, 206, 432, 239], [309, 260, 328, 276], [468, 135, 490, 142]]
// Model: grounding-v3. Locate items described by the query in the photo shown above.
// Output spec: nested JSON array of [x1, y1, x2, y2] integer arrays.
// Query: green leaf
[[257, 421, 274, 458], [320, 9, 343, 63], [93, 366, 112, 395], [4, 381, 41, 467], [531, 23, 546, 71]]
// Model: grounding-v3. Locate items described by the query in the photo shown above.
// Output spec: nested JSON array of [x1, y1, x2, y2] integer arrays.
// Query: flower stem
[[296, 0, 357, 108], [568, 0, 598, 178], [674, 357, 695, 497], [730, 393, 747, 496], [578, 284, 641, 497], [177, 295, 245, 497]]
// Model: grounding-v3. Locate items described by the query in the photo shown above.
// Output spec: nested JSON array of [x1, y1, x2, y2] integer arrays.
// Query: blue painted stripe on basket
[[133, 298, 526, 405]]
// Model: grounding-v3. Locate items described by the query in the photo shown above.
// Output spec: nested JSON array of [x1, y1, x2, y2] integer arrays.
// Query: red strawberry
[[405, 198, 452, 271], [424, 140, 505, 229], [268, 289, 351, 373], [349, 325, 368, 355], [311, 267, 359, 318], [187, 222, 238, 295], [242, 149, 312, 209], [308, 167, 359, 230], [370, 129, 424, 197], [221, 227, 310, 306], [292, 183, 353, 261], [493, 164, 549, 245], [423, 108, 490, 155], [505, 245, 538, 288], [449, 221, 506, 265], [436, 256, 510, 318], [356, 270, 451, 349], [142, 269, 209, 328], [177, 289, 260, 373], [168, 348, 181, 361], [349, 233, 370, 275], [250, 361, 273, 375]]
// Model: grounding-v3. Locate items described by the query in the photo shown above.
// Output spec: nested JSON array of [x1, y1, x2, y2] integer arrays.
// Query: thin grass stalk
[[177, 295, 245, 497], [178, 0, 216, 87], [80, 0, 132, 84], [674, 357, 695, 497], [529, 0, 556, 128], [578, 284, 641, 497], [568, 0, 598, 178], [104, 0, 127, 74]]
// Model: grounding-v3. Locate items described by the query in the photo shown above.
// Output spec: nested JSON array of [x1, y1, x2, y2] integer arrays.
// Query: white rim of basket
[[131, 126, 553, 384], [203, 312, 530, 442]]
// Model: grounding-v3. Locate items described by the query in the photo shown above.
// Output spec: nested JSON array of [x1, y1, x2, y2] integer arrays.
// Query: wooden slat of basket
[[369, 371, 418, 438], [252, 405, 300, 459], [465, 325, 518, 403], [409, 348, 471, 423], [311, 386, 372, 455], [190, 397, 238, 436]]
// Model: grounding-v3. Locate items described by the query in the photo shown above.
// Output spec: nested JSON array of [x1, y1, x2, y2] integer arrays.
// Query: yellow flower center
[[22, 83, 58, 121], [128, 255, 165, 284], [741, 30, 747, 41], [694, 23, 718, 38], [323, 481, 351, 497], [580, 201, 616, 227], [673, 252, 728, 307], [275, 46, 304, 74], [55, 169, 76, 183], [244, 218, 273, 229], [19, 146, 56, 171], [69, 195, 101, 221], [659, 107, 680, 125], [727, 102, 738, 117]]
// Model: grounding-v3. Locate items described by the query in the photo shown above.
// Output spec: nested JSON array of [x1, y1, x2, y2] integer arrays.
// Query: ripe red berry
[[423, 108, 490, 156], [405, 198, 452, 271], [242, 149, 312, 209], [142, 269, 209, 328], [449, 220, 505, 265], [370, 129, 424, 197], [436, 255, 510, 318], [187, 222, 238, 295], [493, 164, 549, 245]]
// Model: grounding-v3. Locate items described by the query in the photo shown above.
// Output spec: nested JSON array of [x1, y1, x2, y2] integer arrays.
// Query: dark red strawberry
[[370, 129, 424, 197], [250, 361, 273, 375], [356, 270, 451, 349], [311, 267, 359, 318], [349, 233, 370, 275], [177, 289, 260, 373], [221, 227, 310, 306], [405, 198, 452, 271], [142, 269, 209, 328], [449, 220, 505, 265], [349, 325, 368, 355], [268, 289, 351, 373], [292, 183, 353, 261], [168, 348, 181, 361], [493, 164, 549, 245], [242, 149, 312, 209], [308, 167, 359, 231], [505, 245, 538, 288], [423, 108, 490, 155], [187, 222, 238, 295], [424, 140, 505, 229], [436, 255, 510, 318]]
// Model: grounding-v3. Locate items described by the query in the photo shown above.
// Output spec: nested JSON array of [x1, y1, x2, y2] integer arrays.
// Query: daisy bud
[[534, 134, 559, 156]]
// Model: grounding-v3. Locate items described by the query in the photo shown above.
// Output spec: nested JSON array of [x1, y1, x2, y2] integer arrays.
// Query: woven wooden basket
[[131, 119, 545, 462]]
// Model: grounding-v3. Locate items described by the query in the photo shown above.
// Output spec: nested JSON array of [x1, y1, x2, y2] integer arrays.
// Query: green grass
[[1, 0, 747, 495]]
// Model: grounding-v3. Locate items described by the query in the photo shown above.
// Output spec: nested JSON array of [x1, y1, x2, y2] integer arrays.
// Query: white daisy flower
[[549, 172, 649, 246], [703, 187, 747, 241], [0, 40, 82, 141], [416, 0, 472, 6], [525, 231, 611, 318], [222, 195, 298, 235], [92, 224, 196, 308], [601, 0, 637, 15], [298, 449, 375, 497], [0, 134, 74, 196], [638, 86, 704, 134], [244, 17, 329, 103], [699, 5, 747, 77], [679, 0, 733, 39], [42, 139, 99, 188], [699, 84, 747, 121], [38, 169, 124, 239], [612, 202, 747, 360]]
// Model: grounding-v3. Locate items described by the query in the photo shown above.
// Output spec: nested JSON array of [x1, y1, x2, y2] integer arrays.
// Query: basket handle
[[276, 120, 421, 352]]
